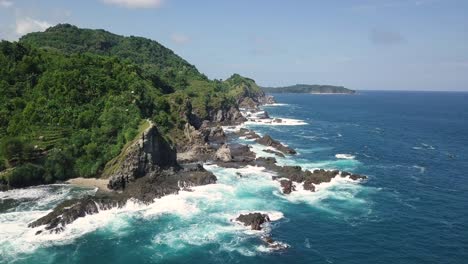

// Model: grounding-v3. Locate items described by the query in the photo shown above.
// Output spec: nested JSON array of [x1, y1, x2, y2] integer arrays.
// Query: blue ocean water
[[1, 91, 468, 264]]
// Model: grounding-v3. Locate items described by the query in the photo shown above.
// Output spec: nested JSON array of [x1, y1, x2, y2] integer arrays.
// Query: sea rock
[[261, 236, 289, 251], [302, 180, 316, 192], [279, 180, 295, 194], [255, 134, 296, 155], [255, 157, 366, 194], [236, 128, 261, 140], [28, 196, 126, 234], [263, 149, 285, 158], [236, 213, 270, 230]]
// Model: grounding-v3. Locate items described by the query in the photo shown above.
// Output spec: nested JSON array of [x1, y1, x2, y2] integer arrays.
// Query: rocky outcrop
[[28, 195, 126, 234], [263, 149, 285, 158], [30, 164, 217, 234], [215, 144, 232, 162], [236, 128, 260, 140], [209, 106, 246, 125], [256, 134, 296, 155], [258, 94, 276, 105], [280, 180, 295, 194], [106, 122, 178, 191], [255, 157, 366, 193], [236, 213, 270, 230]]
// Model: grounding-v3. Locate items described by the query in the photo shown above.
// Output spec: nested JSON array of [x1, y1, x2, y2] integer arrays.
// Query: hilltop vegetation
[[0, 24, 263, 188], [262, 84, 355, 94]]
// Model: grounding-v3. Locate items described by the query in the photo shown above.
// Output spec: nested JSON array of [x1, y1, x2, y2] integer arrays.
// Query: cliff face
[[105, 122, 177, 190]]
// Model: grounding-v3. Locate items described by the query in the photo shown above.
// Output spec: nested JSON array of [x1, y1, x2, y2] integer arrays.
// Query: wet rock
[[236, 128, 261, 140], [302, 180, 316, 192], [263, 149, 285, 158], [236, 213, 270, 230], [280, 180, 295, 194], [28, 196, 126, 234], [261, 236, 289, 250], [255, 134, 296, 155]]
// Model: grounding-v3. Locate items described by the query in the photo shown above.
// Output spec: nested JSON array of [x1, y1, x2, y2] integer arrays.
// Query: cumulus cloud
[[102, 0, 163, 8], [370, 29, 405, 45], [0, 0, 13, 8], [170, 33, 190, 45], [15, 17, 52, 36]]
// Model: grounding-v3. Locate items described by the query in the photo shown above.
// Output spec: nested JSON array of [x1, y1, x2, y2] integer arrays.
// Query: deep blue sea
[[1, 91, 468, 264]]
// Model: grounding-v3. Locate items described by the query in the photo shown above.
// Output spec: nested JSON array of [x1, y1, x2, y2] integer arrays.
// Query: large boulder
[[236, 213, 270, 230]]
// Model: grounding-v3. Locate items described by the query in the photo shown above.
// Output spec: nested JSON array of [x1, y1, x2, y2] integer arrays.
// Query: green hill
[[262, 84, 355, 94], [0, 24, 263, 188]]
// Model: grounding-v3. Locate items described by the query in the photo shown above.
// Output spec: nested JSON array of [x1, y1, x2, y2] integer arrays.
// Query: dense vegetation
[[0, 24, 263, 188], [262, 84, 355, 94]]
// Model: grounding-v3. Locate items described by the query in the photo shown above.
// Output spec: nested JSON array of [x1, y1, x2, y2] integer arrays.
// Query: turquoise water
[[1, 91, 467, 263]]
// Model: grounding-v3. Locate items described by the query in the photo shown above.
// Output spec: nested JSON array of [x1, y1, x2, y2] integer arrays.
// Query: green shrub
[[7, 163, 45, 188]]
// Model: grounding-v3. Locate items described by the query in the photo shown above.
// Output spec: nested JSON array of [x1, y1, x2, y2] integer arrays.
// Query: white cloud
[[0, 0, 13, 8], [15, 17, 52, 36], [170, 33, 190, 45], [102, 0, 163, 8]]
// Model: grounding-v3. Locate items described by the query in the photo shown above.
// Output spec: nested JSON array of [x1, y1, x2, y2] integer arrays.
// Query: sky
[[1, 0, 467, 91]]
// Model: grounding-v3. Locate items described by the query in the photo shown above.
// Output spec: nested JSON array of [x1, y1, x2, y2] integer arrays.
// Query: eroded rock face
[[209, 106, 246, 125], [256, 134, 296, 155], [107, 123, 178, 191], [215, 144, 232, 162], [236, 213, 270, 230]]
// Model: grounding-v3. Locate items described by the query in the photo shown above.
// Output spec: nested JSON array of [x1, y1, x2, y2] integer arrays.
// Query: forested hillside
[[0, 24, 263, 188]]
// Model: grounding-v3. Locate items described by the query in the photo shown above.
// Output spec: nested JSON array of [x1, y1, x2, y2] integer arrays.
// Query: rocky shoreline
[[25, 91, 366, 251]]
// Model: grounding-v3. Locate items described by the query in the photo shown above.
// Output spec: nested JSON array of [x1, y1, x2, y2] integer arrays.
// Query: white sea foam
[[335, 154, 356, 160], [263, 103, 288, 106], [245, 118, 307, 126]]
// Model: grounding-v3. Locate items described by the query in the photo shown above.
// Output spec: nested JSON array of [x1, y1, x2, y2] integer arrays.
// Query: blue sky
[[1, 0, 467, 91]]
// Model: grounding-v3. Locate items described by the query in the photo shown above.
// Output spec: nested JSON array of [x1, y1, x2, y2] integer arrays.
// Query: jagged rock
[[261, 236, 289, 250], [255, 134, 296, 155], [236, 128, 260, 140], [263, 149, 285, 158], [272, 118, 282, 123], [236, 213, 270, 230], [28, 196, 126, 234], [106, 123, 177, 191], [209, 106, 246, 125], [255, 157, 366, 194], [207, 126, 226, 144], [280, 180, 295, 194], [215, 144, 232, 162], [258, 95, 276, 105], [303, 180, 316, 192]]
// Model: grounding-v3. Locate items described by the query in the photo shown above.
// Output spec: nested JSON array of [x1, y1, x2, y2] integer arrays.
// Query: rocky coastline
[[24, 91, 366, 251]]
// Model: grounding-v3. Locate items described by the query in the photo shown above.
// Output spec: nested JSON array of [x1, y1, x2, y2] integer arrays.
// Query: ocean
[[1, 91, 467, 264]]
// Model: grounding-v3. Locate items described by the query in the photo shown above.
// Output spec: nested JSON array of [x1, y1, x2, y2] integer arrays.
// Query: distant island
[[262, 84, 355, 94]]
